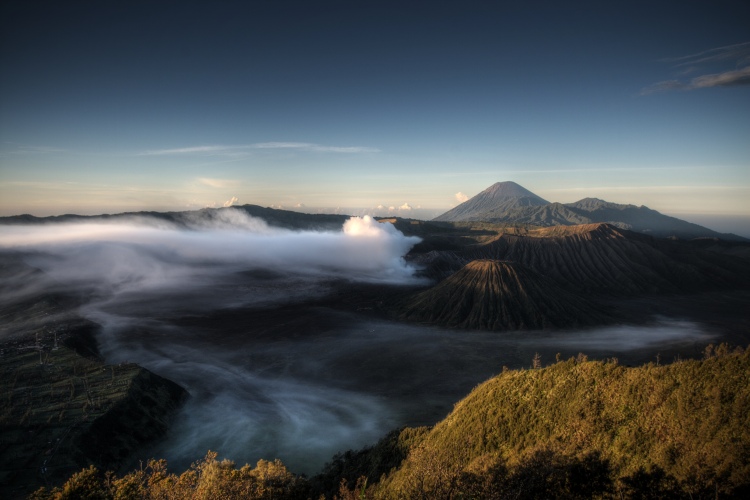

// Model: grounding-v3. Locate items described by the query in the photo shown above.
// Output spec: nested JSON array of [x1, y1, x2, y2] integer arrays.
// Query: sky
[[1, 0, 749, 231]]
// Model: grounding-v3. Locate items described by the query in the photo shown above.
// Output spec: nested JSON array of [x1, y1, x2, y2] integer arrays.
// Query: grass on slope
[[380, 345, 749, 498], [27, 346, 750, 499]]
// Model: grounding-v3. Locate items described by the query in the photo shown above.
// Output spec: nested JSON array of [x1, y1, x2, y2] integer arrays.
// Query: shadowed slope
[[468, 223, 750, 295], [400, 260, 609, 330], [468, 223, 694, 295], [412, 222, 750, 295]]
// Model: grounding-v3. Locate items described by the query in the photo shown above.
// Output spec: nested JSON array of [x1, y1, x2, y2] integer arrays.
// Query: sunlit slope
[[400, 259, 609, 330], [380, 349, 750, 498]]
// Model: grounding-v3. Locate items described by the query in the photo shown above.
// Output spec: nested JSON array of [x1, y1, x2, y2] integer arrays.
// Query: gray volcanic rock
[[433, 181, 549, 222], [400, 259, 609, 330]]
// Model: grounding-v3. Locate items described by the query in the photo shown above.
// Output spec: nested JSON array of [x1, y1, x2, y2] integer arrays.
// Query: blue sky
[[1, 1, 749, 231]]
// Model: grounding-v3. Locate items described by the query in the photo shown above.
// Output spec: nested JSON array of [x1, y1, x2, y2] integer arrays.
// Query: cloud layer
[[0, 212, 423, 294]]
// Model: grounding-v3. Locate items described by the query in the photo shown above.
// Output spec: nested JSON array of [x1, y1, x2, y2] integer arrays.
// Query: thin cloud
[[545, 185, 745, 194], [642, 41, 750, 94], [141, 142, 380, 156], [641, 80, 685, 94], [666, 41, 750, 67], [198, 178, 240, 188], [0, 144, 68, 156], [691, 66, 750, 88], [643, 67, 750, 94], [251, 142, 380, 153], [140, 145, 240, 155]]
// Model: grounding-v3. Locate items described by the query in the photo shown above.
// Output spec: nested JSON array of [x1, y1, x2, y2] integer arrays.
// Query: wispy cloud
[[545, 185, 746, 193], [0, 143, 68, 156], [251, 142, 380, 153], [197, 177, 240, 188], [690, 66, 750, 88], [666, 42, 750, 68], [139, 145, 245, 156], [140, 142, 380, 156], [642, 41, 750, 94]]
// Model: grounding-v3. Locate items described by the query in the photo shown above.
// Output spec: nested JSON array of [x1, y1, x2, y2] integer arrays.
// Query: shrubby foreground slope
[[377, 346, 750, 498], [32, 347, 750, 499]]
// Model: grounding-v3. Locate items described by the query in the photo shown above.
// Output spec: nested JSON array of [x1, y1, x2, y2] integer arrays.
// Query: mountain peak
[[481, 181, 544, 200], [433, 181, 549, 222]]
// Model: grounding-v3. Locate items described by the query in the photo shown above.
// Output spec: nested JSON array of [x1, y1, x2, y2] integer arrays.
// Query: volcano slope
[[409, 222, 750, 295], [396, 221, 750, 331], [400, 260, 610, 330]]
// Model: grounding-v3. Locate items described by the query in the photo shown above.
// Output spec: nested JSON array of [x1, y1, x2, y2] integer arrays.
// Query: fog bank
[[0, 212, 423, 294], [0, 213, 721, 475]]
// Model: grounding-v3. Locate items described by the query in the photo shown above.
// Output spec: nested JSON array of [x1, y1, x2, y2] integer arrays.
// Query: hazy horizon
[[1, 1, 748, 224], [2, 197, 750, 239]]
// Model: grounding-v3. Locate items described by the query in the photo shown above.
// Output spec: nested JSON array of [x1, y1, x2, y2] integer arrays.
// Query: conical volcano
[[433, 181, 549, 222], [400, 259, 609, 330]]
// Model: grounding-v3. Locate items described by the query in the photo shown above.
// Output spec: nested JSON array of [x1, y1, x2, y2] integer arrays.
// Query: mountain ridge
[[433, 182, 747, 241]]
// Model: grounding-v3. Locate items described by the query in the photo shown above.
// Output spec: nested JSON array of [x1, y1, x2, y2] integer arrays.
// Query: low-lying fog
[[0, 211, 717, 475]]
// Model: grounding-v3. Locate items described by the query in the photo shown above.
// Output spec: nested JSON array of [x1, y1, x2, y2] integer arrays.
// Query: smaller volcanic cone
[[400, 259, 609, 330]]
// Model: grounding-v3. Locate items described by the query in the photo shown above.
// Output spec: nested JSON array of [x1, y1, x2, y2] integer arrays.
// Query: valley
[[1, 183, 749, 498]]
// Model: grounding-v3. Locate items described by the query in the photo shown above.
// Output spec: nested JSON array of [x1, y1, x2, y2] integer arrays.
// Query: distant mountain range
[[434, 181, 746, 241], [0, 205, 350, 232]]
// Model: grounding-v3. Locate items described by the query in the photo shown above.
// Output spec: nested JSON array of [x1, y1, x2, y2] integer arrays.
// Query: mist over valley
[[2, 189, 749, 498]]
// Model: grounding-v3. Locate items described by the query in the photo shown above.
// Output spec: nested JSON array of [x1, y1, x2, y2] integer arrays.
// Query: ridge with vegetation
[[29, 346, 750, 499]]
